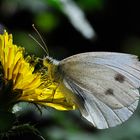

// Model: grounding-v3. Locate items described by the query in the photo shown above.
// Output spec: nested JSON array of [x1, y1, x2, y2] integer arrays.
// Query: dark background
[[1, 0, 140, 140]]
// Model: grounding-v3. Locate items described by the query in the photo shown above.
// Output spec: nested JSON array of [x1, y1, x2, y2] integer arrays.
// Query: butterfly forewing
[[58, 52, 140, 129]]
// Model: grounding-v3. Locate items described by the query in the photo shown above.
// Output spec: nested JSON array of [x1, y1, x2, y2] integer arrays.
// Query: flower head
[[0, 31, 76, 111]]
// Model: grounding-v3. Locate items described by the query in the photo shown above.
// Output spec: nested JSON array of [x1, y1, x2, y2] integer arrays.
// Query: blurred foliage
[[77, 0, 104, 11], [1, 0, 140, 140], [35, 12, 59, 32], [0, 0, 98, 39], [10, 102, 140, 140]]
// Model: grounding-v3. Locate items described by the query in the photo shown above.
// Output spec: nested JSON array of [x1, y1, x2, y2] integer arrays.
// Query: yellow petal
[[0, 31, 76, 111]]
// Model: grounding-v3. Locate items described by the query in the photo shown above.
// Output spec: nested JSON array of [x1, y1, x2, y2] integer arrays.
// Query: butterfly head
[[43, 56, 59, 67]]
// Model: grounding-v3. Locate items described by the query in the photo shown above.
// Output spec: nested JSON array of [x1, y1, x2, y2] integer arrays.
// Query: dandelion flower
[[0, 31, 76, 111]]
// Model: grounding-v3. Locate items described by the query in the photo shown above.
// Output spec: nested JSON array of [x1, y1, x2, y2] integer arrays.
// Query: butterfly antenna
[[32, 24, 49, 56], [29, 33, 49, 56]]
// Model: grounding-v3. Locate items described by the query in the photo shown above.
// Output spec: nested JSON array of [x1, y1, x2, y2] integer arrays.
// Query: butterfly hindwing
[[63, 77, 138, 129]]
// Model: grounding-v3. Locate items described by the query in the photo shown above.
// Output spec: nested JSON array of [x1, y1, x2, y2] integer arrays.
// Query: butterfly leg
[[48, 83, 60, 102]]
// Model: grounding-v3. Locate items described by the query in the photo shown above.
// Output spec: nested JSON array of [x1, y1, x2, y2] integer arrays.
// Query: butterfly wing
[[64, 78, 138, 129], [58, 52, 140, 129]]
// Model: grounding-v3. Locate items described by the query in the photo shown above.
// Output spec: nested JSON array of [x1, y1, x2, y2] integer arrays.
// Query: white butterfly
[[44, 52, 140, 129]]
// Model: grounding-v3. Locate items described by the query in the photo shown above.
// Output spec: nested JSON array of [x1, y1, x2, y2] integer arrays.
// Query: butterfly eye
[[43, 57, 52, 67], [45, 58, 51, 63]]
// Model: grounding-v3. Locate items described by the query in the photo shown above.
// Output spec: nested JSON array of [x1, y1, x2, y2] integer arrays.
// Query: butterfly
[[43, 52, 140, 129]]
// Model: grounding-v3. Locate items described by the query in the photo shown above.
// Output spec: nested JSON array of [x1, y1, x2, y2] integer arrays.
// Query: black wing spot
[[105, 88, 114, 96], [115, 73, 125, 83]]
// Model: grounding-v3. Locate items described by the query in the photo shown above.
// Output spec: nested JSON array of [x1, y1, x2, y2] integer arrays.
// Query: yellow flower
[[0, 31, 76, 111]]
